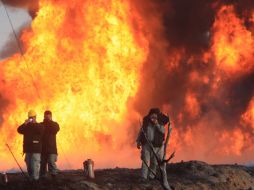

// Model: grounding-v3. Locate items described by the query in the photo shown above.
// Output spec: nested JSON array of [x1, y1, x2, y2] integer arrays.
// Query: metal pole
[[5, 144, 29, 181]]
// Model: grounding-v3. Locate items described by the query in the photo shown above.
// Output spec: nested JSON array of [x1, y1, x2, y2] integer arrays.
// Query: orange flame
[[0, 0, 148, 170], [212, 5, 254, 75], [1, 1, 254, 170], [242, 98, 254, 131], [184, 92, 200, 119], [167, 5, 254, 163]]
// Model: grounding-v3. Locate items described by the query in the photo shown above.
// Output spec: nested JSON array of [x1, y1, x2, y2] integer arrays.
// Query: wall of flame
[[0, 0, 254, 171]]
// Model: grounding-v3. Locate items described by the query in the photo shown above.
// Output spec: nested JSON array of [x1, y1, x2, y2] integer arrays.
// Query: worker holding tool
[[136, 108, 171, 189], [17, 110, 44, 181]]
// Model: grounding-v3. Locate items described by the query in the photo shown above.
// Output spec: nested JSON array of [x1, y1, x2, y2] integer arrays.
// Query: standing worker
[[40, 110, 60, 179], [136, 108, 170, 189], [17, 110, 44, 181]]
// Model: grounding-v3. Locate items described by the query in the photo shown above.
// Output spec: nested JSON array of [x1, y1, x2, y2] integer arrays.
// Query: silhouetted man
[[17, 110, 44, 181], [40, 110, 60, 178], [136, 108, 170, 189]]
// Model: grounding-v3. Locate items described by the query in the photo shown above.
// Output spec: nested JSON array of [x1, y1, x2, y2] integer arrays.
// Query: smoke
[[0, 22, 30, 60], [129, 0, 254, 163], [0, 2, 33, 125], [2, 0, 39, 18], [0, 0, 36, 59], [163, 0, 215, 53], [0, 36, 19, 60]]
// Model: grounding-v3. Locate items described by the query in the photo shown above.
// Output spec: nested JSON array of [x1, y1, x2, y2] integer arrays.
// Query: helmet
[[28, 110, 36, 118]]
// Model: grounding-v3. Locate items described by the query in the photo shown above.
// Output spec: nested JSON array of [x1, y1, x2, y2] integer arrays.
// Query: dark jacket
[[17, 122, 44, 153], [41, 119, 60, 154]]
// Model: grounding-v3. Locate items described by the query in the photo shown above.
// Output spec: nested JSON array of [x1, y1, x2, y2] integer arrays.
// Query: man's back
[[17, 122, 44, 153], [41, 120, 60, 154]]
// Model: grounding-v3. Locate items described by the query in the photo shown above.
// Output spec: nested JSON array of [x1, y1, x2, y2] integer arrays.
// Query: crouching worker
[[136, 108, 170, 189], [17, 110, 44, 181], [40, 110, 60, 178]]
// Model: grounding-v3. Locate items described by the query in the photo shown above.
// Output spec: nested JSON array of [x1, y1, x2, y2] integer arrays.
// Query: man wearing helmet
[[17, 110, 44, 181]]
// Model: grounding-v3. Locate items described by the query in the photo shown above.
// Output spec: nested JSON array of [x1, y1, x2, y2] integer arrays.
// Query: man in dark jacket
[[17, 110, 44, 181], [40, 110, 60, 178], [136, 108, 170, 189]]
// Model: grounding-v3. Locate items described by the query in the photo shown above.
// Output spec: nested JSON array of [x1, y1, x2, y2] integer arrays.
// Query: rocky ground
[[0, 161, 254, 190]]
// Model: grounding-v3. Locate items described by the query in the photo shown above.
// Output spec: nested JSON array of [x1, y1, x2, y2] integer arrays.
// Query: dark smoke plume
[[130, 0, 254, 163]]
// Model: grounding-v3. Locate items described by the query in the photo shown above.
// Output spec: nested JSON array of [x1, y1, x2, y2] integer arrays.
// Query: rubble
[[1, 161, 254, 190]]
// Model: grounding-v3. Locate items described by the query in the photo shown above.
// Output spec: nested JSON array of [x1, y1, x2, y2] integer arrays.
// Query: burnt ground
[[0, 161, 254, 190]]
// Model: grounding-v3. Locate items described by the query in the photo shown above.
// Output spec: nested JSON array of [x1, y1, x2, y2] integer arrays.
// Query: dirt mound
[[0, 161, 254, 190]]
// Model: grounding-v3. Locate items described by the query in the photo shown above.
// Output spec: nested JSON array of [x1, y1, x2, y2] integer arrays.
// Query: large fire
[[211, 6, 254, 157], [0, 0, 254, 171], [0, 0, 148, 170], [153, 4, 254, 164]]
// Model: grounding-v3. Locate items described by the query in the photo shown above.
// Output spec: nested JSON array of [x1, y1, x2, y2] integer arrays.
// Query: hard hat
[[28, 110, 36, 118]]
